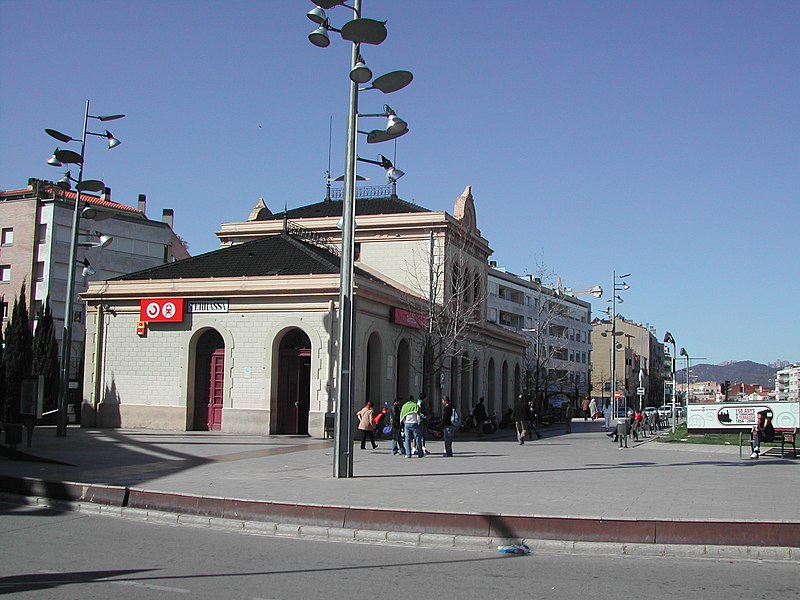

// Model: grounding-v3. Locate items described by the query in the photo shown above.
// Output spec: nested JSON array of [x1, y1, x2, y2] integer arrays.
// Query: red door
[[207, 349, 224, 430]]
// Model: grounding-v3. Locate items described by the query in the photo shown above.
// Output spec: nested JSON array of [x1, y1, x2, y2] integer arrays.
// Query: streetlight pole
[[306, 1, 411, 478], [663, 331, 677, 433], [608, 271, 630, 419], [678, 347, 706, 428], [333, 0, 361, 478], [46, 100, 123, 437]]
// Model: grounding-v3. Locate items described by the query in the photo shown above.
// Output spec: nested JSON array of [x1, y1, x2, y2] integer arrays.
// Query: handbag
[[382, 425, 393, 435]]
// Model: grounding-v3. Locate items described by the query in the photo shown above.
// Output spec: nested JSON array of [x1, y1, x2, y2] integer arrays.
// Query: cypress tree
[[0, 299, 5, 417], [3, 283, 33, 423], [33, 296, 60, 420]]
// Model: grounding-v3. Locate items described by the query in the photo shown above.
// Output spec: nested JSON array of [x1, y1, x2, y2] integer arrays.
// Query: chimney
[[162, 208, 174, 229], [101, 186, 111, 202], [138, 194, 147, 215], [489, 260, 497, 268]]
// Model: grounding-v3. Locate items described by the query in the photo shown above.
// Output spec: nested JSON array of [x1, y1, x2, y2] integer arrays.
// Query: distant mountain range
[[675, 360, 778, 389]]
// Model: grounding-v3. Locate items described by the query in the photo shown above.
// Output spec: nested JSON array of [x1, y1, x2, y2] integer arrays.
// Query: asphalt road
[[2, 502, 798, 600]]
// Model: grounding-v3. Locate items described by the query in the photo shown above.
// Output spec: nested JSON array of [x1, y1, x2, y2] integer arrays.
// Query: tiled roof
[[262, 196, 430, 220], [114, 232, 353, 281], [48, 185, 143, 215], [1, 181, 143, 215]]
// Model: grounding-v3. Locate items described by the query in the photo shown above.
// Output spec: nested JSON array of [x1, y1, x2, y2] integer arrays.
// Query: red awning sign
[[140, 298, 184, 323]]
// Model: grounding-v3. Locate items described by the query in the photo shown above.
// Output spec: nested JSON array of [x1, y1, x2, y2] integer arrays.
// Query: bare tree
[[402, 225, 487, 402], [521, 260, 571, 419]]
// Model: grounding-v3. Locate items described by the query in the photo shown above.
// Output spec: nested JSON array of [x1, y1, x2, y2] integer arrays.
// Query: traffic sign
[[637, 387, 645, 395], [614, 391, 622, 399]]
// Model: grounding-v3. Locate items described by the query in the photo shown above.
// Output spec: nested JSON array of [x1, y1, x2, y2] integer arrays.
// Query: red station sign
[[140, 298, 184, 323]]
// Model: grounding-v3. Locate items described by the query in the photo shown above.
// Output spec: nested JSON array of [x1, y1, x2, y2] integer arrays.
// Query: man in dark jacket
[[390, 397, 403, 455], [441, 396, 455, 457]]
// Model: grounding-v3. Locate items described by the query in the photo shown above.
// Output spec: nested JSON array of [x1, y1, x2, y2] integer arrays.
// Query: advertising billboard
[[686, 401, 799, 431]]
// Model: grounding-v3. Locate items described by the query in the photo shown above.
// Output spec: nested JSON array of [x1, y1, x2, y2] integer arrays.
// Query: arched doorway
[[396, 338, 410, 400], [193, 329, 225, 431], [276, 328, 312, 435], [487, 358, 496, 414], [472, 357, 480, 408], [449, 355, 459, 411], [461, 353, 472, 412], [501, 360, 509, 414], [365, 332, 382, 405]]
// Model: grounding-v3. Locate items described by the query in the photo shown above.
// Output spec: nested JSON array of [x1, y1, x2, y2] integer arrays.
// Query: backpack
[[451, 407, 461, 428]]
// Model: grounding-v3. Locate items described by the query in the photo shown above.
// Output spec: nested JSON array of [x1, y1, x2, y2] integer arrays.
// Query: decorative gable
[[452, 185, 481, 237]]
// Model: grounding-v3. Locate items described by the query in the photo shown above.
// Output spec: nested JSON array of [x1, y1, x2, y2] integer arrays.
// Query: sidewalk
[[1, 419, 798, 552]]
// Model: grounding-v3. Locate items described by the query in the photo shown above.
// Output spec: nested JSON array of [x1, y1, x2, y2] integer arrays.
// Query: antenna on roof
[[325, 115, 333, 203], [283, 202, 288, 232]]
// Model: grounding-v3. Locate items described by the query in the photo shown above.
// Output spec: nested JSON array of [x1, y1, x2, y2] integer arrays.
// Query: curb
[[3, 473, 800, 548], [3, 492, 798, 563]]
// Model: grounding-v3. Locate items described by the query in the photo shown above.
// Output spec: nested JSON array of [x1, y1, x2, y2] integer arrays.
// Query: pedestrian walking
[[514, 394, 529, 444], [526, 399, 542, 440], [400, 396, 424, 458], [417, 396, 431, 455], [390, 397, 403, 455], [356, 401, 378, 450], [565, 403, 574, 433], [473, 397, 487, 436], [603, 400, 612, 431], [589, 398, 598, 421], [581, 398, 590, 421], [441, 396, 455, 457]]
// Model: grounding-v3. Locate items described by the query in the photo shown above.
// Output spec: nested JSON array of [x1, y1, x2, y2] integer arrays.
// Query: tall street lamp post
[[606, 271, 630, 418], [307, 0, 412, 478], [678, 347, 706, 428], [46, 100, 124, 437], [663, 331, 677, 433]]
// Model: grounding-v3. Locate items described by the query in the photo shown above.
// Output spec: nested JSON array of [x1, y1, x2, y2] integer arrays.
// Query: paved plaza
[[1, 418, 798, 553]]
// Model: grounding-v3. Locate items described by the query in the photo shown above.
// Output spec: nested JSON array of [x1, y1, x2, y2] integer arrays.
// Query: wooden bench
[[739, 427, 798, 459]]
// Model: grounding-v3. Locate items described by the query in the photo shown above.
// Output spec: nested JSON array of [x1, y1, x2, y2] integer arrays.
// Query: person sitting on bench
[[750, 409, 775, 459]]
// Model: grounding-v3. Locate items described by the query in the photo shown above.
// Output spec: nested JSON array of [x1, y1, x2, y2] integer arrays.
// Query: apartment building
[[774, 364, 799, 401], [591, 315, 666, 410], [486, 267, 592, 409], [0, 178, 189, 387]]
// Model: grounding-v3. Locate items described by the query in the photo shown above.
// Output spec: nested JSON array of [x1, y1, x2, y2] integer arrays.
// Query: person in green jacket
[[400, 396, 423, 458]]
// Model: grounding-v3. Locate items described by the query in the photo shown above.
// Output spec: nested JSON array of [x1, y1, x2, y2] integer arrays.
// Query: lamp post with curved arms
[[606, 272, 630, 418], [678, 347, 706, 427], [663, 331, 677, 433], [46, 100, 124, 437], [306, 0, 412, 478]]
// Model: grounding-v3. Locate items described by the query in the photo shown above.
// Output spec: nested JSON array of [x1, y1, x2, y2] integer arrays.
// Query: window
[[37, 223, 47, 244], [354, 242, 361, 262], [0, 264, 10, 282], [35, 262, 45, 282], [1, 301, 8, 320], [1, 228, 12, 246]]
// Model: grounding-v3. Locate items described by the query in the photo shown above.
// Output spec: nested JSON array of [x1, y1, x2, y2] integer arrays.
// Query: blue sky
[[1, 1, 797, 367]]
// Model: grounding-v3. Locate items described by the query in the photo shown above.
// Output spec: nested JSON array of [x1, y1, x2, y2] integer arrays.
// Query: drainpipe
[[327, 299, 336, 413]]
